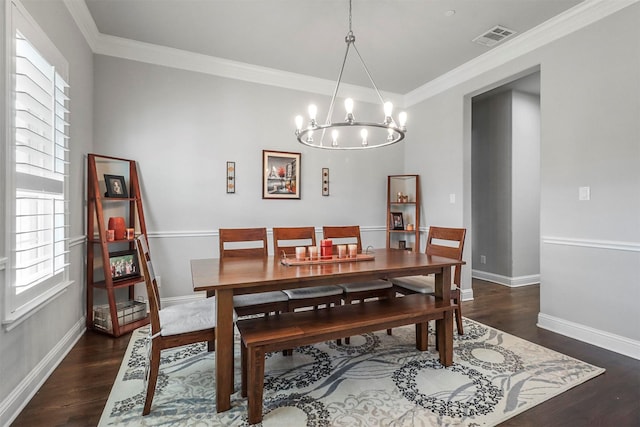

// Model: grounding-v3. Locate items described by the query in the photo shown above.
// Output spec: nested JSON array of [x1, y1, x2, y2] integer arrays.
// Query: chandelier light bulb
[[384, 102, 393, 118], [295, 115, 303, 132], [308, 104, 318, 121], [345, 98, 355, 123], [398, 111, 407, 128], [332, 129, 339, 147], [360, 128, 368, 147], [387, 128, 395, 142], [345, 98, 354, 114]]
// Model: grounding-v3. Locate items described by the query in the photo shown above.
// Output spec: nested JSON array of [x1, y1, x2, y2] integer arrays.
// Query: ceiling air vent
[[473, 25, 517, 47]]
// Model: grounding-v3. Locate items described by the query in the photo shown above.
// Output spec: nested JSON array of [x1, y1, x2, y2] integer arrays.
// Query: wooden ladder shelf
[[86, 153, 150, 337]]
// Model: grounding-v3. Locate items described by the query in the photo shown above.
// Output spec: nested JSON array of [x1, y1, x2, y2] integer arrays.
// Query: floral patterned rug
[[99, 319, 604, 426]]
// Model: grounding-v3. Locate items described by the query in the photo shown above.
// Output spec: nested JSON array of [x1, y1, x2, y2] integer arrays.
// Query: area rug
[[99, 318, 604, 426]]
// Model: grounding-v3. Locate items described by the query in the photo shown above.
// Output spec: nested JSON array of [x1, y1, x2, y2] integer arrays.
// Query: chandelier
[[294, 0, 407, 150]]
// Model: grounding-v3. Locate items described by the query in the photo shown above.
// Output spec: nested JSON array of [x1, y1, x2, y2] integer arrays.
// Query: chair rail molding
[[144, 226, 387, 240], [542, 236, 640, 252]]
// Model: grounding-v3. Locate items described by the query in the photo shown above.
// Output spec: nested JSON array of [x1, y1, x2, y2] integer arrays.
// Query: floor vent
[[473, 25, 517, 47]]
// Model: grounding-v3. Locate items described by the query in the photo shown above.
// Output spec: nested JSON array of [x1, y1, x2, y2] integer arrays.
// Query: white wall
[[92, 55, 405, 299], [0, 1, 94, 425], [406, 4, 640, 357]]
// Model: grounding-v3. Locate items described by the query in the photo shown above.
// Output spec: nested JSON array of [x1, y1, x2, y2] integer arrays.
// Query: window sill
[[3, 280, 74, 332]]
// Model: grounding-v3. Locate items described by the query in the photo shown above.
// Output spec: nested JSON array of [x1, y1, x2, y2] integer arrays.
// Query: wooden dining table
[[190, 247, 464, 413]]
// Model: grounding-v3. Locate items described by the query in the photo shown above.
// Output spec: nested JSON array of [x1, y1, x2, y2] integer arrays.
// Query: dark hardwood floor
[[11, 280, 640, 426]]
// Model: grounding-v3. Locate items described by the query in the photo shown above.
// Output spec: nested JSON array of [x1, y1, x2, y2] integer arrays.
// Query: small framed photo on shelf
[[262, 150, 301, 199], [104, 174, 128, 198], [391, 212, 404, 230], [109, 250, 140, 281], [398, 240, 407, 250]]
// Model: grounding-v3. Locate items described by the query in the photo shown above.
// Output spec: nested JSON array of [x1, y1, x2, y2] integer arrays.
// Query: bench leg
[[241, 341, 247, 398], [247, 346, 265, 425], [415, 322, 428, 351]]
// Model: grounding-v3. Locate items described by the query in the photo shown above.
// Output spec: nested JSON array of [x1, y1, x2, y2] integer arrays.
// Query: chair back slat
[[136, 234, 162, 335], [273, 226, 317, 257], [219, 228, 269, 259], [425, 227, 466, 285], [322, 225, 362, 253]]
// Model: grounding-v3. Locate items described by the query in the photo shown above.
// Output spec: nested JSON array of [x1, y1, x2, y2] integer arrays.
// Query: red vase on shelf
[[108, 217, 126, 240]]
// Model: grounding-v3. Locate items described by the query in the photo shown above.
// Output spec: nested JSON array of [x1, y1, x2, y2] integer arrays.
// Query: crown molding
[[64, 0, 637, 107], [62, 0, 100, 51], [94, 32, 403, 105], [404, 0, 639, 106]]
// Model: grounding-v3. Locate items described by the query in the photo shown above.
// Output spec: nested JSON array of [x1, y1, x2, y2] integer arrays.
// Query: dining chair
[[136, 234, 219, 415], [322, 225, 394, 343], [218, 227, 289, 317], [273, 226, 344, 311], [390, 226, 467, 334]]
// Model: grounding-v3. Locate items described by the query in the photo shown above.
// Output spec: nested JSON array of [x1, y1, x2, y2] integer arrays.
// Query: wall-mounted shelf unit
[[386, 174, 420, 251], [86, 153, 149, 337]]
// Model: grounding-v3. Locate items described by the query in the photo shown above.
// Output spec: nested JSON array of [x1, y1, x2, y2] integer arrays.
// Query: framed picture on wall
[[391, 212, 404, 230], [262, 150, 301, 199]]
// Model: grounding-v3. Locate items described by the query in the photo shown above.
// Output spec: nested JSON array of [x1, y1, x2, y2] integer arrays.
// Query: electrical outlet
[[480, 255, 486, 264]]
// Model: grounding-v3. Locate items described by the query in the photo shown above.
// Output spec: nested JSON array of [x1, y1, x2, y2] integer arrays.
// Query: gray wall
[[0, 1, 94, 425], [471, 89, 541, 284], [92, 55, 404, 300], [406, 4, 639, 354], [472, 91, 513, 278]]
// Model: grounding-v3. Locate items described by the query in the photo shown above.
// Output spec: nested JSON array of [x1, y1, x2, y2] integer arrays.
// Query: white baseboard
[[0, 317, 86, 427], [537, 313, 640, 360], [460, 287, 474, 302], [472, 270, 540, 287]]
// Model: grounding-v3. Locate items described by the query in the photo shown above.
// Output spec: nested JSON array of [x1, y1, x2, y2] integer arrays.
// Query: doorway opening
[[469, 70, 541, 287]]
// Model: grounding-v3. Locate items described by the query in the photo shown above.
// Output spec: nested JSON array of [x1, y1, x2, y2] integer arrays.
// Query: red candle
[[108, 217, 126, 240], [320, 239, 333, 258]]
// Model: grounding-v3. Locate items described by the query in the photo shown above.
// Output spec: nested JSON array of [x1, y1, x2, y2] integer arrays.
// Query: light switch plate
[[579, 186, 590, 201]]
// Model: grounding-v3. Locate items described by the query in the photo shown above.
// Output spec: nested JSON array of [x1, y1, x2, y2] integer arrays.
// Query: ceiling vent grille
[[473, 25, 517, 47]]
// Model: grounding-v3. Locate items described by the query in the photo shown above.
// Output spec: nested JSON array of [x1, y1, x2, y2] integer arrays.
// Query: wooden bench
[[236, 293, 454, 424]]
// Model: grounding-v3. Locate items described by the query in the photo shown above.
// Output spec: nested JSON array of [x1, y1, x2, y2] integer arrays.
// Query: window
[[4, 0, 70, 325]]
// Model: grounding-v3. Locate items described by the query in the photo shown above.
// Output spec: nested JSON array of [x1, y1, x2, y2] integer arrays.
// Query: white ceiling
[[84, 0, 583, 95]]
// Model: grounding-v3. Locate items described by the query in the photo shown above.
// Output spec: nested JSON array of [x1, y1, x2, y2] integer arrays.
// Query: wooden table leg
[[215, 288, 234, 412]]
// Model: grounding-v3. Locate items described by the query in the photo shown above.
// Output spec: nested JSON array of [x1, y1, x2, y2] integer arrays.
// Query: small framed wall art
[[227, 161, 235, 193], [104, 174, 128, 198], [322, 168, 329, 196], [262, 150, 301, 199]]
